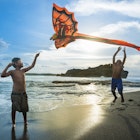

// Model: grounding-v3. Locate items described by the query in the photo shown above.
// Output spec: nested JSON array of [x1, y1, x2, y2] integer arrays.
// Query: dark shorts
[[11, 92, 29, 112], [111, 78, 123, 93]]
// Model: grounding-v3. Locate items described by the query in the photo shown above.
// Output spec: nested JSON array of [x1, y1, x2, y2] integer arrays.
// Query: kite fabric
[[50, 3, 140, 51]]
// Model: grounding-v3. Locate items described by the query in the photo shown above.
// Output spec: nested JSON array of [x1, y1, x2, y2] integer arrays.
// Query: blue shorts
[[111, 78, 123, 93]]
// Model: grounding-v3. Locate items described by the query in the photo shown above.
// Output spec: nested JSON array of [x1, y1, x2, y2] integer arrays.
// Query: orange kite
[[50, 3, 140, 51]]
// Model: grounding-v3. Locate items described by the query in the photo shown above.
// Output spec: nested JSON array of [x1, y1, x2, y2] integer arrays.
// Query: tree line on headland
[[25, 64, 128, 78], [57, 64, 128, 78]]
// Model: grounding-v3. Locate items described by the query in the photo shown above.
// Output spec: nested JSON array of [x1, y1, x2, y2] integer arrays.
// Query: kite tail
[[74, 33, 140, 51]]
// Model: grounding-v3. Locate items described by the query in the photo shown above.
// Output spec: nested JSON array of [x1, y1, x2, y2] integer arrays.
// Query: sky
[[0, 0, 140, 77]]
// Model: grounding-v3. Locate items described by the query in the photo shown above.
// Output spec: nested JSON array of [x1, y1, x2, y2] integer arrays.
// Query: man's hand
[[8, 62, 14, 67], [123, 47, 126, 53], [35, 53, 40, 58], [1, 62, 13, 77], [118, 46, 121, 51]]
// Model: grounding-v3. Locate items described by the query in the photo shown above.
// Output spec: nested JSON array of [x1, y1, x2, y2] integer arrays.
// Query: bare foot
[[12, 124, 16, 128], [113, 97, 117, 103], [121, 99, 124, 103], [24, 121, 28, 126]]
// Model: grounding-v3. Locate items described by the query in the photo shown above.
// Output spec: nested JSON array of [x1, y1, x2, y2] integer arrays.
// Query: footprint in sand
[[116, 105, 127, 111], [108, 102, 128, 112]]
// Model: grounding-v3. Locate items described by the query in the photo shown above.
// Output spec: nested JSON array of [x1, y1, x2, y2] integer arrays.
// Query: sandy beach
[[0, 91, 140, 140]]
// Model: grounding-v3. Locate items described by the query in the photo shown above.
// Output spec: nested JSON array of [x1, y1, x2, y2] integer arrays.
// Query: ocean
[[0, 75, 140, 114]]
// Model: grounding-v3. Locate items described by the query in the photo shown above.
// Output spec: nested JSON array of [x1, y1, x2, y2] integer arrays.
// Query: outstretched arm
[[22, 53, 40, 72], [122, 48, 126, 65], [113, 46, 121, 64], [1, 63, 13, 77]]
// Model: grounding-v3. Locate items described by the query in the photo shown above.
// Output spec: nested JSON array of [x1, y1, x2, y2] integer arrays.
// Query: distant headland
[[57, 64, 128, 78]]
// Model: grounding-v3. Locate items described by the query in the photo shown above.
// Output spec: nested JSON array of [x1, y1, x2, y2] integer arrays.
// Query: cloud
[[93, 21, 140, 36], [28, 42, 112, 73], [0, 54, 12, 61], [0, 39, 9, 49], [91, 21, 140, 46], [126, 54, 140, 67], [124, 54, 140, 76], [67, 0, 140, 18]]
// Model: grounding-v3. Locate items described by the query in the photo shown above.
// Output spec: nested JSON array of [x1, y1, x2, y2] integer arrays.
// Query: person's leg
[[22, 112, 27, 125], [119, 91, 124, 102], [111, 79, 117, 102], [118, 79, 124, 102], [22, 94, 28, 125], [11, 111, 16, 127], [112, 90, 118, 102], [11, 94, 16, 127]]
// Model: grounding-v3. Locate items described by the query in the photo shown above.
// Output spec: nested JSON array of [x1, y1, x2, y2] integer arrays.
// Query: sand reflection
[[11, 125, 29, 140], [73, 94, 105, 139]]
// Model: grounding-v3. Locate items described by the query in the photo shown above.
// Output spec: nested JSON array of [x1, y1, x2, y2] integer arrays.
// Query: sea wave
[[0, 75, 140, 113], [52, 79, 140, 87]]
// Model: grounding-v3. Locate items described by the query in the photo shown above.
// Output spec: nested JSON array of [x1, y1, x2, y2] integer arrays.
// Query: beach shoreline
[[0, 91, 140, 140]]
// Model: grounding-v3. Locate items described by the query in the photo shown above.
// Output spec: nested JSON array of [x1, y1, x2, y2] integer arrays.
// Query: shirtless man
[[111, 47, 126, 103], [1, 53, 40, 127]]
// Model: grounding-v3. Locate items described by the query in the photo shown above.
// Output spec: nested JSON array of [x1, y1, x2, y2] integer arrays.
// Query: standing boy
[[111, 47, 126, 103], [1, 53, 40, 127]]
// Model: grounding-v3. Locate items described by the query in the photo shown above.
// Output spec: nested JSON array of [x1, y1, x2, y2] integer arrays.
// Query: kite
[[50, 3, 140, 51]]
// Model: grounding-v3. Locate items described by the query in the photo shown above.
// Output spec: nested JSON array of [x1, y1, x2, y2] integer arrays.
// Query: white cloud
[[126, 54, 140, 67], [93, 21, 140, 36], [124, 54, 140, 77], [67, 0, 140, 18], [0, 39, 9, 49]]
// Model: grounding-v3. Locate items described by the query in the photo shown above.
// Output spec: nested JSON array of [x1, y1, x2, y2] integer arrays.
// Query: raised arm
[[1, 63, 13, 77], [113, 46, 121, 64], [122, 48, 126, 65], [23, 53, 40, 72]]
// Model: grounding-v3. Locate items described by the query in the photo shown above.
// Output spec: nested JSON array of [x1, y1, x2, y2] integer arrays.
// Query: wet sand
[[79, 91, 140, 140], [0, 91, 140, 140]]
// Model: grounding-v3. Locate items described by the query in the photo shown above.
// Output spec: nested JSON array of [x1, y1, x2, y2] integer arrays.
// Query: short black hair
[[12, 57, 20, 68]]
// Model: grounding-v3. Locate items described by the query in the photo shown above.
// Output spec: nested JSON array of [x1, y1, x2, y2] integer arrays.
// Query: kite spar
[[50, 3, 140, 51]]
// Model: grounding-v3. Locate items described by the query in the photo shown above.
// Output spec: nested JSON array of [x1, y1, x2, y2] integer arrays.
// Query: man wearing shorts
[[1, 53, 40, 127], [111, 47, 126, 103]]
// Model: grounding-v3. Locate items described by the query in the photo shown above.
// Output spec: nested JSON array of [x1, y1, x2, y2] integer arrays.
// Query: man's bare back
[[112, 62, 123, 79], [111, 47, 126, 103]]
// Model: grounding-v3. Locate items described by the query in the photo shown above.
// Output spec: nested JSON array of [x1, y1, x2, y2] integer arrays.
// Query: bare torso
[[112, 63, 123, 79], [11, 70, 26, 93]]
